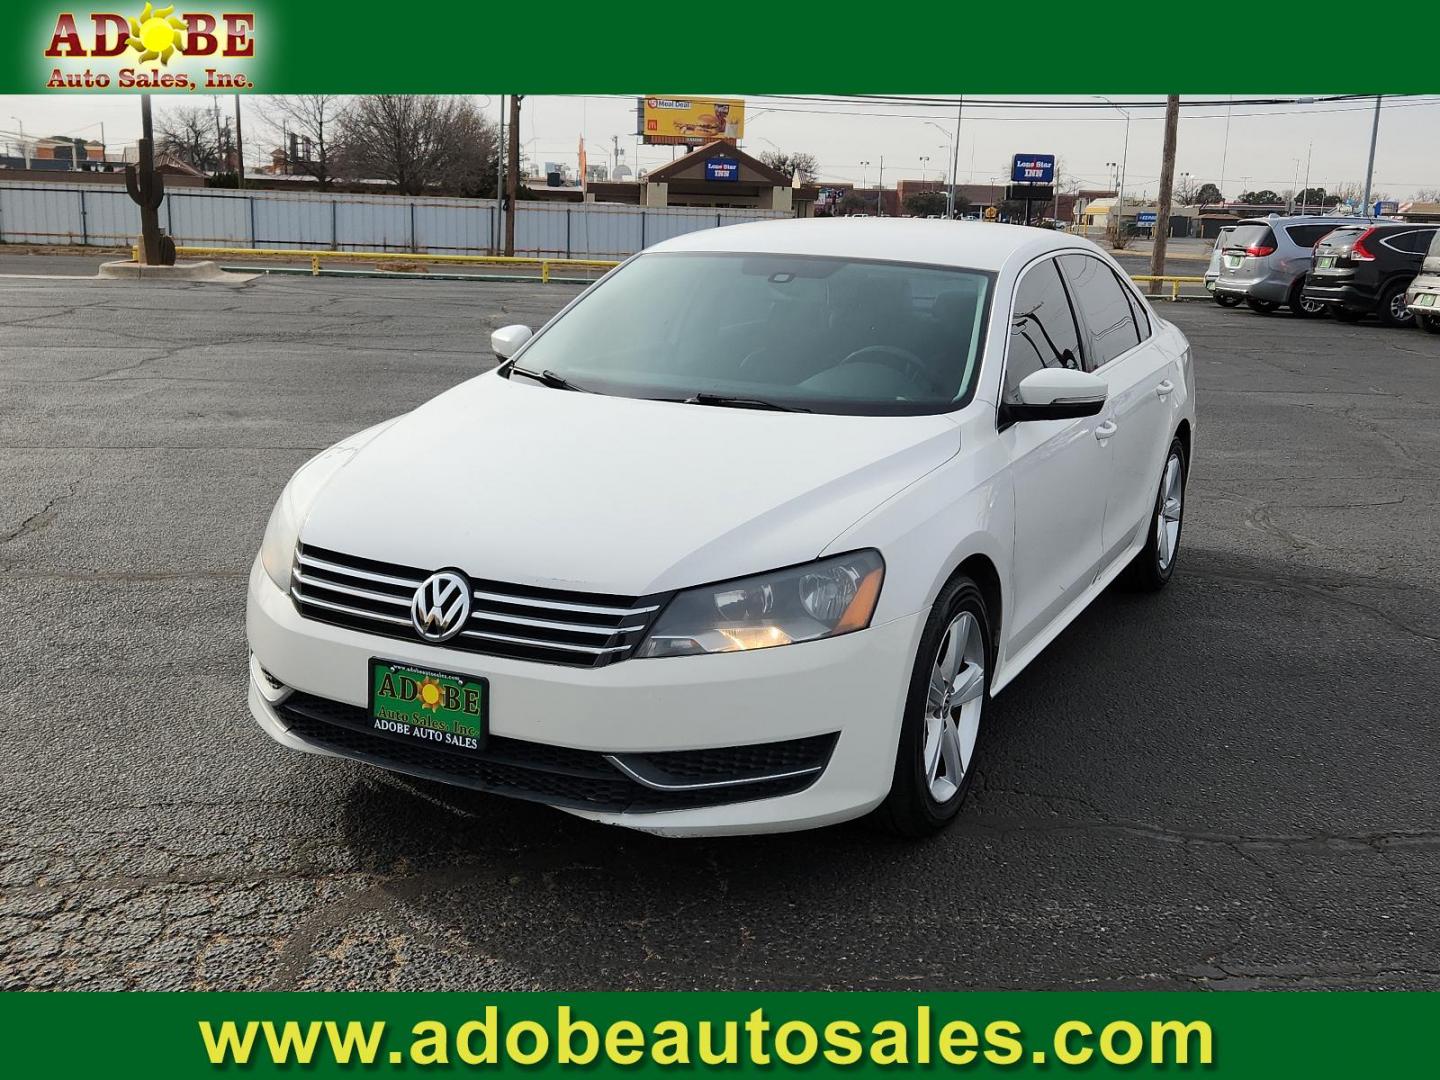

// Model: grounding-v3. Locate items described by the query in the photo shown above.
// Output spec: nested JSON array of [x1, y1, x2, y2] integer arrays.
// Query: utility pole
[[505, 94, 522, 256], [494, 96, 505, 255], [877, 156, 884, 216], [947, 98, 963, 219], [10, 117, 29, 169], [233, 95, 245, 188], [1361, 95, 1382, 213], [1149, 95, 1180, 282]]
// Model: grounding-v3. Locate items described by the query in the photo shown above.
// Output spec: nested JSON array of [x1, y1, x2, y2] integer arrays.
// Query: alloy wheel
[[1156, 453, 1184, 572], [922, 610, 985, 802], [1390, 292, 1414, 324]]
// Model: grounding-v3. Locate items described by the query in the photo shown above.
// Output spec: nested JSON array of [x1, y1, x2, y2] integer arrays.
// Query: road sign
[[983, 206, 998, 221], [1011, 154, 1056, 184]]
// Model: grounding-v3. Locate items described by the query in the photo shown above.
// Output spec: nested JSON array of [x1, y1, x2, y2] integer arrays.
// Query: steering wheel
[[837, 345, 942, 394]]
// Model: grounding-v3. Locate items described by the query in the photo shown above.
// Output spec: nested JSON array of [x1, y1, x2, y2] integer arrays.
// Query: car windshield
[[504, 252, 995, 416], [1321, 227, 1366, 249]]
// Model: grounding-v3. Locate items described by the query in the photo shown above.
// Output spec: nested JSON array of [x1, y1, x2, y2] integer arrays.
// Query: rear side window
[[1227, 224, 1277, 251], [1285, 224, 1340, 248], [1386, 229, 1438, 255], [1057, 254, 1141, 369], [1004, 259, 1084, 402]]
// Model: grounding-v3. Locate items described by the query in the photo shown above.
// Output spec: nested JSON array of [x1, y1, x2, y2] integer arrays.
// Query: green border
[[12, 1, 1440, 93]]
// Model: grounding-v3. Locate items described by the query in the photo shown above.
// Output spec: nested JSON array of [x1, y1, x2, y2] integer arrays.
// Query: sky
[[4, 93, 1439, 201]]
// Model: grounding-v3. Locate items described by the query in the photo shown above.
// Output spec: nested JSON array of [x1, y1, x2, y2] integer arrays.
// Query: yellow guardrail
[[1129, 275, 1206, 301], [140, 245, 622, 282], [139, 246, 1205, 299]]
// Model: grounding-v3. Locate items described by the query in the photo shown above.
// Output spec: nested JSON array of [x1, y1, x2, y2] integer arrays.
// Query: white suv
[[247, 220, 1195, 836]]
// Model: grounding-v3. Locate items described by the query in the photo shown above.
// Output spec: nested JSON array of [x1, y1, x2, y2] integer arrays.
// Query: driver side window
[[1004, 258, 1084, 403]]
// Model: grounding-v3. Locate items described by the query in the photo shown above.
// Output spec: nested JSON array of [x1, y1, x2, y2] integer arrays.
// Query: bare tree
[[155, 105, 220, 173], [1415, 187, 1440, 202], [1175, 175, 1205, 205], [259, 95, 341, 187], [758, 150, 819, 183], [335, 95, 500, 196]]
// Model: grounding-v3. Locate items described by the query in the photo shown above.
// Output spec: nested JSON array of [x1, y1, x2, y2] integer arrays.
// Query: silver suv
[[1213, 215, 1380, 317]]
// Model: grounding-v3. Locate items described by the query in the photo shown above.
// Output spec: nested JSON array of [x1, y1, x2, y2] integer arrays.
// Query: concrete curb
[[97, 260, 254, 283]]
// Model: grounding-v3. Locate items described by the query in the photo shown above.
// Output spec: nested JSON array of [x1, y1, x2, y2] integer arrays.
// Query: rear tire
[[880, 576, 993, 838], [1246, 297, 1280, 315], [1120, 437, 1187, 593], [1213, 293, 1242, 308], [1379, 280, 1415, 328]]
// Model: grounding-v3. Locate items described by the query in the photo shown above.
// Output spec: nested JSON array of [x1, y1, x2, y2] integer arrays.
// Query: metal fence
[[0, 181, 786, 259]]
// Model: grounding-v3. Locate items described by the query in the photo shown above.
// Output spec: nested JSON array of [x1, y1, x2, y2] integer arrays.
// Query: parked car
[[1303, 222, 1440, 327], [1212, 215, 1377, 316], [1205, 227, 1239, 305], [1405, 227, 1440, 334], [247, 220, 1195, 837]]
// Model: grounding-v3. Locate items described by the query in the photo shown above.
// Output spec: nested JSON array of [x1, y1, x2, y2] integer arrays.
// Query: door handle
[[1156, 379, 1175, 398], [1095, 419, 1118, 440]]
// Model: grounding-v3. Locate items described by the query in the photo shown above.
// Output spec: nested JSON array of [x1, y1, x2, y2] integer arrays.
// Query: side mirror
[[491, 324, 533, 361], [1003, 368, 1107, 423]]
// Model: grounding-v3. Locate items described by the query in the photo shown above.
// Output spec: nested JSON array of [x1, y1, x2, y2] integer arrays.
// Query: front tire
[[880, 576, 993, 837], [1246, 297, 1280, 315], [1421, 313, 1440, 335], [1120, 437, 1187, 592]]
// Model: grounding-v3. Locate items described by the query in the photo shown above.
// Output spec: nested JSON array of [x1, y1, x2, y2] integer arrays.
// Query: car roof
[[1237, 215, 1378, 227], [645, 217, 1092, 273]]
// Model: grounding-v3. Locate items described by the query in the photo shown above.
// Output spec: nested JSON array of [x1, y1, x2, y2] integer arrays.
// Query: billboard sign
[[1136, 211, 1157, 224], [1011, 154, 1055, 184], [639, 96, 745, 145], [705, 157, 740, 182]]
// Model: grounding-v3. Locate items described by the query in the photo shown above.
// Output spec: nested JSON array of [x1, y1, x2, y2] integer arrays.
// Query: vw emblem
[[411, 570, 471, 643]]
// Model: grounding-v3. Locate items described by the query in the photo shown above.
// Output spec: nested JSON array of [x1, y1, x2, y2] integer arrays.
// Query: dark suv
[[1303, 222, 1440, 327]]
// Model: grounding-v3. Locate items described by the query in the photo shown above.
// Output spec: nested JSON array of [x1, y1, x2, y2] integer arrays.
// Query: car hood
[[300, 373, 960, 596]]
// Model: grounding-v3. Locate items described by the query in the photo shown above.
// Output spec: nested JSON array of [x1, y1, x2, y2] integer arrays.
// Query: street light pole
[[1096, 96, 1131, 236]]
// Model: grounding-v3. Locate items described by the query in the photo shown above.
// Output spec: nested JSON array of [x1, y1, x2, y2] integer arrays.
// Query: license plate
[[1316, 256, 1335, 269], [1224, 254, 1243, 269], [368, 659, 488, 753], [1420, 293, 1437, 308]]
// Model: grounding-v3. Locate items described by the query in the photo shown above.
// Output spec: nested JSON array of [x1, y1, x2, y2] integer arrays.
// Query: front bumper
[[246, 558, 925, 835]]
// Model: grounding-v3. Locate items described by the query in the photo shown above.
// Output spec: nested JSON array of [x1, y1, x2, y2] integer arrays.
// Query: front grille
[[290, 543, 667, 668], [276, 691, 837, 814]]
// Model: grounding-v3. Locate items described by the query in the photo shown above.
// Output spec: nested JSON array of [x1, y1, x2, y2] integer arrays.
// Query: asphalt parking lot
[[2, 268, 1438, 991]]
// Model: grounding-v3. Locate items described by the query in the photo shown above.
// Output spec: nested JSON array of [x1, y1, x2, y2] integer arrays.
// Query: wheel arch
[[1174, 418, 1192, 466], [946, 552, 1003, 650]]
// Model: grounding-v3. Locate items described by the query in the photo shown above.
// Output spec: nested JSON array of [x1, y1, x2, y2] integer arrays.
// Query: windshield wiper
[[681, 392, 810, 413], [507, 366, 591, 393]]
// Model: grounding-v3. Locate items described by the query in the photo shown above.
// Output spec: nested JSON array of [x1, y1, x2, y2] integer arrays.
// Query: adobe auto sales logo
[[43, 4, 257, 91]]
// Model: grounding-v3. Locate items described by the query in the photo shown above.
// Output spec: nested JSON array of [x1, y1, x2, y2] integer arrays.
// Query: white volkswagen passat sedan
[[247, 219, 1194, 837]]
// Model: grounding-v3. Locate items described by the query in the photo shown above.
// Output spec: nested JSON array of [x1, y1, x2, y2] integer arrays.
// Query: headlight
[[258, 420, 399, 591], [636, 550, 884, 658]]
